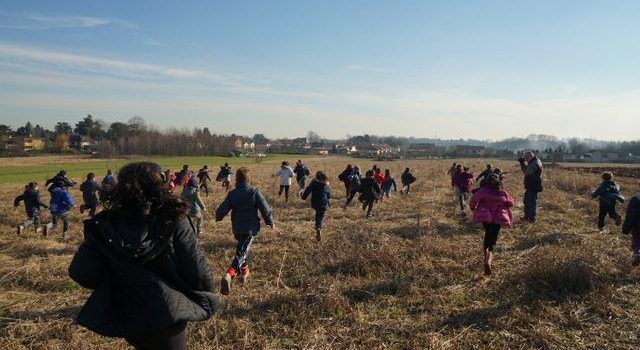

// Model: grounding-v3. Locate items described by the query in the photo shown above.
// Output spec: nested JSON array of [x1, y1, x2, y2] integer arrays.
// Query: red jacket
[[374, 172, 385, 188], [469, 187, 514, 228]]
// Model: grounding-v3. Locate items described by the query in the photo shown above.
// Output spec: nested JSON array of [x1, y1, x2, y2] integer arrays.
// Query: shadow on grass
[[387, 225, 424, 240], [2, 305, 82, 325], [510, 232, 582, 252], [344, 278, 412, 304]]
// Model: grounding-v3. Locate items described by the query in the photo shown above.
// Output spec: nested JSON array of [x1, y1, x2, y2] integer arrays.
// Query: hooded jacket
[[276, 166, 295, 186], [469, 187, 514, 228], [294, 163, 310, 182], [80, 179, 102, 204], [591, 180, 625, 205], [381, 175, 397, 192], [302, 179, 331, 210], [50, 187, 74, 216], [215, 183, 273, 235], [68, 212, 218, 339], [452, 171, 474, 193], [14, 189, 48, 217], [359, 177, 381, 202]]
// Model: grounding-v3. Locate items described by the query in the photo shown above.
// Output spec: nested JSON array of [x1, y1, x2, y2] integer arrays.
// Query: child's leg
[[231, 234, 255, 275], [278, 185, 284, 196], [62, 213, 69, 232], [284, 185, 290, 201], [22, 216, 36, 228], [48, 215, 59, 231], [315, 209, 326, 229], [366, 200, 374, 217], [632, 234, 640, 255], [597, 203, 608, 229], [458, 193, 465, 211]]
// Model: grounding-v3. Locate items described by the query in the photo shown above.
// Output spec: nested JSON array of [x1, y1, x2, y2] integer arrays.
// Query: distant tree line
[[0, 115, 239, 157]]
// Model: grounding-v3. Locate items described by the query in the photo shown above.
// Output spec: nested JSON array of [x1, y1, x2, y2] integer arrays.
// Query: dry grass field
[[1, 156, 640, 349]]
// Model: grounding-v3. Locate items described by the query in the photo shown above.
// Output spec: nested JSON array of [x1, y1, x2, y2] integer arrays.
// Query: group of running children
[[13, 159, 640, 287], [448, 161, 640, 274]]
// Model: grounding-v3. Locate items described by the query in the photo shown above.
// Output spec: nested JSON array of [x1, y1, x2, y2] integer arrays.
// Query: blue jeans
[[524, 190, 538, 222], [231, 234, 255, 275]]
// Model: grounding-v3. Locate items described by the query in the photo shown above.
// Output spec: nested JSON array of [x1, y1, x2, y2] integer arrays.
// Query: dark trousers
[[231, 234, 255, 275], [49, 213, 69, 232], [81, 200, 98, 217], [279, 185, 290, 201], [598, 201, 620, 229], [297, 177, 306, 190], [482, 222, 501, 252], [199, 182, 209, 196], [343, 182, 350, 197], [315, 209, 326, 229], [345, 189, 357, 206], [362, 200, 374, 217], [126, 321, 187, 350], [523, 190, 538, 222]]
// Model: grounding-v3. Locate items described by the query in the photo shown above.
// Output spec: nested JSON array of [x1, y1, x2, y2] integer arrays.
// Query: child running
[[380, 169, 397, 199], [343, 166, 361, 208], [68, 162, 218, 349], [373, 168, 385, 189], [43, 180, 75, 240], [302, 171, 331, 241], [359, 170, 381, 218], [338, 164, 354, 197], [275, 161, 294, 202], [294, 159, 310, 197], [14, 182, 48, 235], [80, 172, 101, 218], [100, 169, 116, 202], [182, 177, 207, 236], [452, 165, 474, 216], [400, 167, 416, 195], [197, 165, 212, 197], [216, 167, 273, 295], [217, 163, 233, 192], [622, 181, 640, 266], [469, 174, 514, 276], [591, 172, 625, 233]]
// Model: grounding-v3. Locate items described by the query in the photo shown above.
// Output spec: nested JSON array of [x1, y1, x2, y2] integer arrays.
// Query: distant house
[[406, 143, 438, 158], [335, 144, 358, 155], [357, 144, 398, 158], [0, 136, 46, 153], [270, 137, 311, 154], [453, 145, 486, 157]]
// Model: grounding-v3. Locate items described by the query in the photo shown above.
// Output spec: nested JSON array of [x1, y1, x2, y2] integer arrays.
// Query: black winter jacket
[[14, 189, 48, 217], [359, 177, 381, 202], [68, 211, 219, 339]]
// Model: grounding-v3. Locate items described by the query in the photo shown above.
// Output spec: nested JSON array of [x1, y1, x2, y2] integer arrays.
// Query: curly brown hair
[[105, 162, 186, 224]]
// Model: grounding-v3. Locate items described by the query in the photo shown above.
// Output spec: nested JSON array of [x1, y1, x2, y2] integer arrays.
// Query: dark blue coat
[[301, 179, 331, 210], [81, 179, 102, 204], [623, 194, 640, 235], [215, 183, 273, 235], [14, 189, 48, 217]]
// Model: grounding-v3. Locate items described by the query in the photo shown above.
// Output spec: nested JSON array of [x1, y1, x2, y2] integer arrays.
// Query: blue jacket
[[294, 163, 310, 181], [381, 176, 397, 192], [215, 183, 273, 235], [50, 187, 75, 216], [302, 179, 331, 210], [591, 180, 625, 205], [623, 193, 640, 235], [14, 189, 48, 217]]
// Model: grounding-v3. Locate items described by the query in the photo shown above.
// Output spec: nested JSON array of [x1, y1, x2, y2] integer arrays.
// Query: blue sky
[[0, 1, 639, 140]]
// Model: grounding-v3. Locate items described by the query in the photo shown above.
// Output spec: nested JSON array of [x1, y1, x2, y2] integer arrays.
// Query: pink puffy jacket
[[469, 187, 514, 228]]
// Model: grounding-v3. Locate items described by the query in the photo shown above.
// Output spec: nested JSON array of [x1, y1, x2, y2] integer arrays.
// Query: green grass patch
[[0, 154, 296, 184]]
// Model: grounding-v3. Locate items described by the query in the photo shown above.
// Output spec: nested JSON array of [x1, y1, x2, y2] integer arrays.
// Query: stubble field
[[0, 155, 639, 349]]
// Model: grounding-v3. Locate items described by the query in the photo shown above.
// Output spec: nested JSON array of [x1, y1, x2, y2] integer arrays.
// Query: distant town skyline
[[1, 1, 640, 140]]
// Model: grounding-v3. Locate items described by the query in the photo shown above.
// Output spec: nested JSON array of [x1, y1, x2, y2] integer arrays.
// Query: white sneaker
[[17, 225, 24, 235], [62, 231, 69, 241]]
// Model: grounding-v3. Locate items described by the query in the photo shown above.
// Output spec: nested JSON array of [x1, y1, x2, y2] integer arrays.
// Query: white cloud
[[0, 12, 136, 30]]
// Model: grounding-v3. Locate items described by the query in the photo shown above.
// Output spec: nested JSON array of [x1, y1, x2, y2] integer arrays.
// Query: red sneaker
[[238, 266, 250, 285]]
